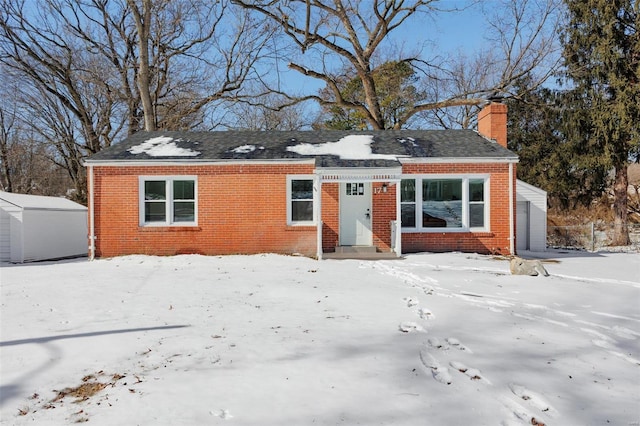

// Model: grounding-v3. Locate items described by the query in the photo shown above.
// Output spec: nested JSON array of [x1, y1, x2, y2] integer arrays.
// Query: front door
[[340, 182, 373, 246]]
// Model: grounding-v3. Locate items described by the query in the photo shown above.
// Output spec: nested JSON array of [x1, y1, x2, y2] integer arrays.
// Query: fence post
[[591, 222, 595, 252]]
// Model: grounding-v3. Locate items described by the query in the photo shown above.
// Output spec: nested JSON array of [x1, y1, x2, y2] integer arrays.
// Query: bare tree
[[225, 92, 312, 130], [0, 0, 274, 200], [122, 0, 275, 131], [0, 80, 71, 196], [233, 0, 562, 129], [0, 103, 15, 192]]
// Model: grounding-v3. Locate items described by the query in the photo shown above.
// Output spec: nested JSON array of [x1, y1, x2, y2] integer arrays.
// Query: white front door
[[340, 182, 373, 246]]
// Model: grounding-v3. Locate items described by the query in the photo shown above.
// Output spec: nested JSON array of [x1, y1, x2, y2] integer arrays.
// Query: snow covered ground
[[1, 250, 639, 425]]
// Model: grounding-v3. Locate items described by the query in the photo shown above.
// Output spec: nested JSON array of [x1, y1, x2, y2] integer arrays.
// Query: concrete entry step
[[334, 245, 378, 254], [323, 246, 401, 260]]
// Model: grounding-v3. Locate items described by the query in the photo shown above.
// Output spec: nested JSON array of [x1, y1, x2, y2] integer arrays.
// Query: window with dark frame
[[400, 177, 486, 230], [142, 177, 196, 225], [290, 179, 314, 222], [346, 182, 364, 196]]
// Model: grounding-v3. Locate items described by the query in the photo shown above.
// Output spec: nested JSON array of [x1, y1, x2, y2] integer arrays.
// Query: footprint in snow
[[399, 322, 424, 333], [428, 337, 472, 353], [403, 297, 419, 307], [449, 361, 491, 384], [508, 383, 556, 417], [419, 346, 452, 385], [427, 337, 449, 350], [499, 395, 549, 426], [418, 307, 434, 320], [446, 337, 473, 353], [211, 409, 233, 419]]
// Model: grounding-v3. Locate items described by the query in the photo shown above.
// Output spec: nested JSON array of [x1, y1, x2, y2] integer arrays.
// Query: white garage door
[[516, 201, 530, 251]]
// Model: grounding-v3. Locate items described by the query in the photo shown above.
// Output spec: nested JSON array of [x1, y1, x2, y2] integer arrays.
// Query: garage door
[[516, 201, 529, 251], [0, 208, 10, 262]]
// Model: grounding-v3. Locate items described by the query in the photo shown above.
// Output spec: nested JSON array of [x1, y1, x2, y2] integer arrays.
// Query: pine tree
[[562, 0, 639, 245], [507, 77, 609, 208]]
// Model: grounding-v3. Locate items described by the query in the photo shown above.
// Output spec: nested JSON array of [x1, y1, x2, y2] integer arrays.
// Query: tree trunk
[[611, 165, 630, 246], [128, 0, 155, 131], [0, 110, 13, 192], [0, 140, 12, 192]]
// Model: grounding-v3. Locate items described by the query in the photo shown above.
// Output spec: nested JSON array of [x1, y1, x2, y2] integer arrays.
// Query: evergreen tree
[[507, 78, 609, 208], [316, 61, 422, 130], [561, 0, 639, 245]]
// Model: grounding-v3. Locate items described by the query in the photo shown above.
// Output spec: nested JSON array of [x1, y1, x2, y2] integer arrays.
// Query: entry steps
[[322, 246, 401, 260]]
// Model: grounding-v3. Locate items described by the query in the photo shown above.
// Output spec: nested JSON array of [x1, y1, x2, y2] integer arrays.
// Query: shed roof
[[85, 130, 518, 167], [0, 191, 87, 211], [516, 179, 547, 197]]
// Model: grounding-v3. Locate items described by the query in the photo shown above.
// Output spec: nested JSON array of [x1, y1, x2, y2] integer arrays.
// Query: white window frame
[[400, 174, 490, 233], [287, 175, 317, 226], [138, 176, 198, 227]]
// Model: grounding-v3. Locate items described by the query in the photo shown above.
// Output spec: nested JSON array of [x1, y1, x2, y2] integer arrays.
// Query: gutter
[[509, 163, 515, 255], [88, 164, 95, 260], [82, 158, 317, 167]]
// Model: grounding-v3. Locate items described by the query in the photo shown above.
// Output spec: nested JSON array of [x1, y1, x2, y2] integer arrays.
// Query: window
[[288, 176, 316, 225], [401, 176, 488, 231], [346, 182, 365, 196], [400, 179, 416, 228], [469, 179, 485, 228], [423, 179, 463, 228], [139, 177, 197, 226]]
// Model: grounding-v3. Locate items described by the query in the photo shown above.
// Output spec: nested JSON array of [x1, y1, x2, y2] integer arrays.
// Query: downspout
[[509, 163, 515, 255], [88, 164, 95, 260], [315, 173, 323, 260], [394, 179, 402, 257]]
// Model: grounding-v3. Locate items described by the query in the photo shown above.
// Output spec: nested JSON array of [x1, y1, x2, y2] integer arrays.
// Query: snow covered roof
[[127, 136, 201, 157], [286, 135, 401, 161], [0, 191, 87, 211], [85, 130, 518, 167]]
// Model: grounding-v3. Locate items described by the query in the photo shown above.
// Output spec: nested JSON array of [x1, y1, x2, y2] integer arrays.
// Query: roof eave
[[83, 158, 317, 167], [399, 157, 519, 164]]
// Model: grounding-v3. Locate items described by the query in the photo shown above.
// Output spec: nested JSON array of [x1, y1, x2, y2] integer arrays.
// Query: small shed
[[516, 180, 547, 252], [0, 191, 87, 263]]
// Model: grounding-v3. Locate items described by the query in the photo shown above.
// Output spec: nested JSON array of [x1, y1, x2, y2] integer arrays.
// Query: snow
[[230, 145, 261, 154], [1, 251, 639, 425], [287, 135, 400, 160], [128, 136, 201, 157]]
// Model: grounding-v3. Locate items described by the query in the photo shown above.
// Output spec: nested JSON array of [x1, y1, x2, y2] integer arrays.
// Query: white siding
[[0, 192, 87, 263], [0, 201, 16, 262], [516, 180, 547, 252], [21, 209, 88, 262]]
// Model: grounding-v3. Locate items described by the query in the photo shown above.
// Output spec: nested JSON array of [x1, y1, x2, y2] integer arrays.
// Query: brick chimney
[[478, 101, 508, 148]]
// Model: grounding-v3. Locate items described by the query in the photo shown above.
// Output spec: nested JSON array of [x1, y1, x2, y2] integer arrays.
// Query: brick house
[[84, 101, 518, 259]]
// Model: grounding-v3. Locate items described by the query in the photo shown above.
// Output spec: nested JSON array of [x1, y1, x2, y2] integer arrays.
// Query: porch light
[[382, 183, 388, 193]]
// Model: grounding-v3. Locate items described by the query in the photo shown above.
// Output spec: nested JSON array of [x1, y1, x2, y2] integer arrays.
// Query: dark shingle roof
[[85, 130, 517, 167]]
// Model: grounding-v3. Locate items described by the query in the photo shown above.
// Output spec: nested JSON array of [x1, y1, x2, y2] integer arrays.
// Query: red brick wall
[[400, 163, 516, 256], [478, 102, 508, 148], [90, 164, 318, 258], [372, 182, 395, 252], [321, 183, 339, 252], [89, 161, 516, 258]]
